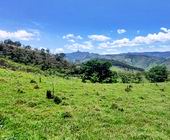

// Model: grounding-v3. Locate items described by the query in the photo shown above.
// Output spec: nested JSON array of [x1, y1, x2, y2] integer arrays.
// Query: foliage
[[81, 59, 118, 83], [146, 65, 168, 82], [119, 72, 143, 83], [0, 39, 71, 73], [54, 96, 62, 104], [46, 90, 54, 99]]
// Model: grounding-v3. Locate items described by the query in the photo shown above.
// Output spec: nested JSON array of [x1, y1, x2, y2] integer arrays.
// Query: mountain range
[[66, 51, 170, 70]]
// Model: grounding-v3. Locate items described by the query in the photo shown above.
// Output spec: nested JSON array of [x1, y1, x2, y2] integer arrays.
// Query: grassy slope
[[0, 68, 170, 139]]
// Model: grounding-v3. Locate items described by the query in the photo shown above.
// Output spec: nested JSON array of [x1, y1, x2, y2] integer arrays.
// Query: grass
[[0, 68, 170, 139]]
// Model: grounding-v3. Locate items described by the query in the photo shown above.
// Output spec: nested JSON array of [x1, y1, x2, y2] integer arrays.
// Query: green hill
[[66, 51, 170, 70], [0, 66, 170, 139]]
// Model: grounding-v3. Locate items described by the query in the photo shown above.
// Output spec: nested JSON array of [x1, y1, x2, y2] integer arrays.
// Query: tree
[[55, 53, 66, 61], [25, 45, 31, 50], [14, 41, 21, 47], [81, 59, 117, 83], [146, 65, 168, 83], [4, 39, 14, 45]]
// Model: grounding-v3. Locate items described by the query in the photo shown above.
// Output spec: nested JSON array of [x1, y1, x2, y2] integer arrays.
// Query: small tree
[[81, 59, 117, 83], [146, 66, 168, 83]]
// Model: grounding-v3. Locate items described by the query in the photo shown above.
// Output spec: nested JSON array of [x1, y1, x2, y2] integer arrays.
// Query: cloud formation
[[88, 35, 111, 42], [63, 27, 170, 53], [54, 48, 64, 53], [63, 34, 82, 43], [98, 27, 170, 49], [0, 29, 39, 41], [65, 41, 93, 51], [117, 29, 126, 34]]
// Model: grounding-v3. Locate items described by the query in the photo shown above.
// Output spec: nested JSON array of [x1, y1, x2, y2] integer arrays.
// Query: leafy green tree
[[81, 59, 117, 83], [146, 66, 168, 82]]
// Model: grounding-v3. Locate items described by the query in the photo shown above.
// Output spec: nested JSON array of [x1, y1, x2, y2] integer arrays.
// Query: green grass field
[[0, 68, 170, 139]]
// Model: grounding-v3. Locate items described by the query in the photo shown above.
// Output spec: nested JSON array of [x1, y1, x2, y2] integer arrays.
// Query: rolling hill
[[66, 51, 170, 70]]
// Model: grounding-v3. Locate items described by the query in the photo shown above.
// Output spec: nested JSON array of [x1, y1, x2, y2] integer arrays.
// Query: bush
[[17, 89, 24, 93], [54, 96, 62, 104], [121, 74, 130, 83], [125, 85, 132, 92], [62, 112, 72, 118], [34, 85, 39, 89], [146, 66, 168, 83], [120, 72, 143, 83], [30, 80, 37, 84], [46, 90, 54, 99]]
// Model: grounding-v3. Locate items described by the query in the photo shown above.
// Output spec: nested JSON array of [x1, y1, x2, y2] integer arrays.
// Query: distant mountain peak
[[65, 51, 170, 70]]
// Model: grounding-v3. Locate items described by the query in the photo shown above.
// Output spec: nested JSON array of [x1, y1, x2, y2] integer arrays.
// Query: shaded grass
[[0, 68, 170, 139]]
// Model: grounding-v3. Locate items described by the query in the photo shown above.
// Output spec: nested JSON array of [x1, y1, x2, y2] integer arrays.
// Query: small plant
[[54, 96, 62, 104], [46, 90, 54, 99], [15, 99, 26, 105], [111, 103, 119, 109], [27, 102, 37, 108], [125, 85, 132, 92], [34, 85, 39, 89], [61, 101, 69, 106], [62, 112, 72, 119], [160, 88, 165, 92], [17, 89, 24, 93], [30, 79, 37, 84], [0, 114, 6, 128], [82, 78, 86, 83], [111, 103, 124, 112], [139, 96, 144, 100], [118, 108, 124, 112], [39, 77, 42, 83]]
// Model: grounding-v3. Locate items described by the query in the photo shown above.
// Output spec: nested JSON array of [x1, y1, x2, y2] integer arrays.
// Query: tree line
[[79, 59, 168, 83]]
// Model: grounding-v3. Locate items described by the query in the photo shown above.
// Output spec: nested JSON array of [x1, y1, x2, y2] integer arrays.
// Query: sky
[[0, 0, 170, 54]]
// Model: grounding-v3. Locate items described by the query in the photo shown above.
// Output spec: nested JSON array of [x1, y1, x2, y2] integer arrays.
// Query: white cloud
[[117, 29, 126, 34], [65, 41, 93, 51], [98, 28, 170, 49], [54, 48, 64, 53], [63, 34, 82, 42], [0, 29, 39, 41], [160, 27, 170, 33], [63, 28, 170, 53], [88, 35, 111, 42]]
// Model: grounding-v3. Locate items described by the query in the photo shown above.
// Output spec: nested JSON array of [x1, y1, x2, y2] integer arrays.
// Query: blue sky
[[0, 0, 170, 54]]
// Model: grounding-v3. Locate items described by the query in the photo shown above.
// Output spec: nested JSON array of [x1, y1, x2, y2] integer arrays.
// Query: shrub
[[30, 80, 37, 84], [39, 77, 42, 83], [54, 96, 62, 104], [0, 114, 6, 128], [34, 85, 39, 89], [120, 72, 143, 83], [121, 74, 131, 83], [146, 66, 168, 83], [125, 85, 132, 92], [27, 102, 37, 108], [17, 89, 24, 93], [62, 112, 72, 118], [46, 90, 54, 99], [111, 103, 119, 109]]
